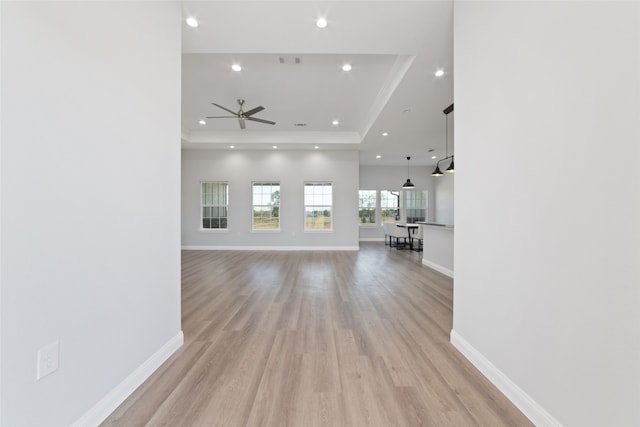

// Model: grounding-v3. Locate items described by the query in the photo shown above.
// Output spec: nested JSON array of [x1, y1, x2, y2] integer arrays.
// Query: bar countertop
[[416, 222, 454, 230]]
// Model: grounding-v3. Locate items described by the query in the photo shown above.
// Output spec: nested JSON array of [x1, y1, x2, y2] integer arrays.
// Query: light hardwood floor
[[102, 243, 531, 427]]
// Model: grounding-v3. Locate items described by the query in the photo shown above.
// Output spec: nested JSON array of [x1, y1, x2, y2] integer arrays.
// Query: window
[[358, 190, 377, 226], [380, 190, 400, 223], [405, 190, 428, 223], [201, 182, 228, 229], [252, 182, 280, 230], [304, 182, 332, 230]]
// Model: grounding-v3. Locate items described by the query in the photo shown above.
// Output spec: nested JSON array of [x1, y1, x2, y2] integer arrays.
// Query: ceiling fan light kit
[[206, 98, 276, 130], [432, 103, 455, 176]]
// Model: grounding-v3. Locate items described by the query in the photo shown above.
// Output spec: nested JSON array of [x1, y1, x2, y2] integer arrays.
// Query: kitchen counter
[[417, 222, 454, 230], [417, 222, 454, 278]]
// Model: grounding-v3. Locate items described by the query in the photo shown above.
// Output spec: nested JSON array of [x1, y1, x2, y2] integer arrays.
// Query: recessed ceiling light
[[314, 146, 319, 149], [332, 120, 339, 126], [316, 18, 328, 28], [376, 155, 382, 159], [231, 64, 242, 72], [435, 69, 445, 77], [199, 120, 206, 125], [432, 155, 437, 159], [342, 64, 352, 72], [230, 145, 235, 149], [382, 132, 389, 136], [273, 145, 278, 149], [185, 17, 198, 28]]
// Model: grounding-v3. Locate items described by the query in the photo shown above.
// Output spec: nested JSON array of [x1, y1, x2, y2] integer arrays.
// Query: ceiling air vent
[[293, 123, 307, 127], [279, 56, 302, 64]]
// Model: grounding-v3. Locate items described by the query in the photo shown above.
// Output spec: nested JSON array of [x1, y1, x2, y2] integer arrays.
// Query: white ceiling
[[181, 1, 453, 167]]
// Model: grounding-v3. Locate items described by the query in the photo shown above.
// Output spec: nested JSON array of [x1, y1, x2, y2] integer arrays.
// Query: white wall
[[454, 2, 640, 426], [0, 3, 3, 421], [433, 173, 454, 225], [1, 2, 182, 425], [182, 149, 359, 249], [359, 165, 435, 240]]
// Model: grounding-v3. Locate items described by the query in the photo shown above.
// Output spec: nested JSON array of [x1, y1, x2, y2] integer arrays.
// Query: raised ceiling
[[181, 1, 453, 166]]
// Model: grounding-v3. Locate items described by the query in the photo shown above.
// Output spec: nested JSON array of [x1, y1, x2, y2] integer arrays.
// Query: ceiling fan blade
[[246, 117, 276, 125], [239, 118, 246, 130], [243, 106, 265, 117], [212, 103, 238, 115], [205, 116, 237, 119]]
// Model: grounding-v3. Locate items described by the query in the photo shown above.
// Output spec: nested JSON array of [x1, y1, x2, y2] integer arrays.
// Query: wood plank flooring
[[102, 243, 532, 427]]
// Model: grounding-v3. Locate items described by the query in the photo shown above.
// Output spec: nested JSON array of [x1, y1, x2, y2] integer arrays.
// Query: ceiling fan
[[206, 99, 276, 130]]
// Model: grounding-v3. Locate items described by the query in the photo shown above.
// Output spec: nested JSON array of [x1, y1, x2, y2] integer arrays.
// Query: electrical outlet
[[37, 340, 59, 380]]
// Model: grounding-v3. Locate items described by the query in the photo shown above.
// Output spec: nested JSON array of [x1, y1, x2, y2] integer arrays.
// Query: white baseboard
[[182, 245, 360, 251], [71, 331, 184, 427], [359, 238, 385, 242], [421, 258, 454, 278], [450, 330, 562, 427]]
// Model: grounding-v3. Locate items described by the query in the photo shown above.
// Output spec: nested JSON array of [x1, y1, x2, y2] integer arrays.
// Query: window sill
[[199, 228, 228, 233]]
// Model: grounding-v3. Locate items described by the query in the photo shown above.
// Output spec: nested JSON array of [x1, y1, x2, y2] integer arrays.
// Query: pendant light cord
[[445, 114, 449, 159]]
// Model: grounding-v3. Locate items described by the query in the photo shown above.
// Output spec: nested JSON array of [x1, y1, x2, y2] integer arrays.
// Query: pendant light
[[445, 107, 454, 173], [432, 103, 454, 176], [446, 158, 454, 173], [402, 156, 415, 189]]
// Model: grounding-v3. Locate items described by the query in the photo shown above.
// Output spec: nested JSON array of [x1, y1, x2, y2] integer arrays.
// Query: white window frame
[[200, 181, 229, 231], [380, 190, 401, 223], [405, 189, 428, 223], [304, 182, 333, 232], [251, 181, 281, 232], [358, 190, 378, 227]]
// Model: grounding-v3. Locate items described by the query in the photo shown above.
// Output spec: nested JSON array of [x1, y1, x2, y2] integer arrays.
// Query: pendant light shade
[[432, 103, 454, 177], [446, 159, 454, 173], [402, 156, 415, 189], [402, 179, 415, 189]]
